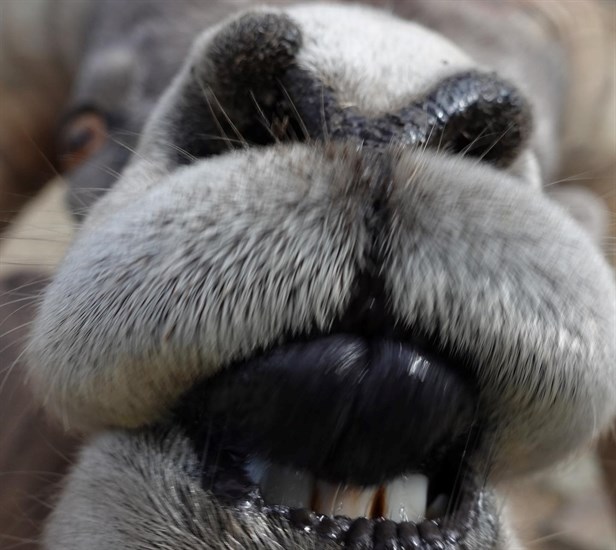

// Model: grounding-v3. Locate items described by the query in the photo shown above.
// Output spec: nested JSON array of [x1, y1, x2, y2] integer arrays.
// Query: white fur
[[289, 4, 474, 114]]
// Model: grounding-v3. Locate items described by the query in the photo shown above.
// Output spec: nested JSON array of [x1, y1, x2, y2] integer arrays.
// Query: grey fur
[[46, 427, 506, 549], [14, 1, 616, 549]]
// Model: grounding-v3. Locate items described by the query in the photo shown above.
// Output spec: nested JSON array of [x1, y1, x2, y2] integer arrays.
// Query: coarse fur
[[1, 1, 614, 549]]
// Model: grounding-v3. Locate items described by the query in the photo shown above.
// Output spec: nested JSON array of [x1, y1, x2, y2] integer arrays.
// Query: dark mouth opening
[[173, 331, 482, 548], [182, 435, 480, 548], [195, 435, 479, 548]]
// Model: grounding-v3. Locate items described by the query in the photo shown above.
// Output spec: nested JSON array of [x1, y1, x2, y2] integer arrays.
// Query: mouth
[[201, 444, 482, 549], [174, 327, 484, 549]]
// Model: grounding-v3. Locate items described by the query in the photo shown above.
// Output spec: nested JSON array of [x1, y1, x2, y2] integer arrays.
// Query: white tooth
[[313, 481, 377, 518], [384, 474, 428, 522], [260, 464, 313, 509]]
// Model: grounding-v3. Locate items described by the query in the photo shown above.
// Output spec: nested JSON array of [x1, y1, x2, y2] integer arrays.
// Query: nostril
[[177, 335, 478, 486], [169, 12, 305, 163], [284, 69, 532, 167]]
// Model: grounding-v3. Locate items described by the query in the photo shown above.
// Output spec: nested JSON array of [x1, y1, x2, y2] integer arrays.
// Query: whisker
[[278, 81, 311, 141], [198, 77, 248, 149], [249, 91, 282, 144]]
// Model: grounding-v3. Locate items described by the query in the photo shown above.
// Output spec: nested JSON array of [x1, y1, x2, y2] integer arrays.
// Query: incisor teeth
[[258, 462, 431, 522], [313, 481, 376, 518], [384, 474, 428, 522], [261, 464, 313, 509]]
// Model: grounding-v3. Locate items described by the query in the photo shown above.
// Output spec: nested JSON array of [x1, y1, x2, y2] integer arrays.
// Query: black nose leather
[[178, 333, 477, 486], [169, 11, 532, 168]]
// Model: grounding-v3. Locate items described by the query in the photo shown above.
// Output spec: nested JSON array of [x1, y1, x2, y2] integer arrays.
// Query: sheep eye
[[58, 110, 108, 172]]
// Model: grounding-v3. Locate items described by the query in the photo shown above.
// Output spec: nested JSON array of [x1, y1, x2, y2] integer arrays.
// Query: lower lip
[[182, 421, 481, 548], [220, 468, 481, 550], [259, 463, 478, 545]]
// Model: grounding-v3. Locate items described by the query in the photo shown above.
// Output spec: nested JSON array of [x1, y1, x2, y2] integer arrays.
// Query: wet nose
[[168, 11, 532, 167]]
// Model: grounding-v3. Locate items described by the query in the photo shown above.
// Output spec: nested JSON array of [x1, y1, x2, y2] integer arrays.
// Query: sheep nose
[[167, 11, 531, 168]]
